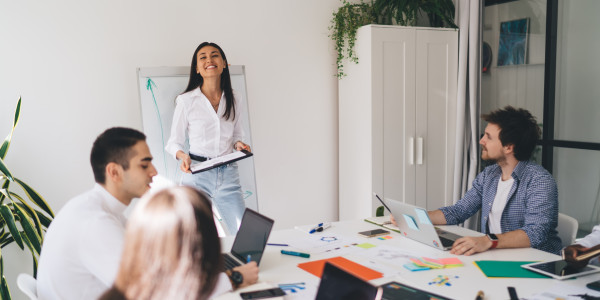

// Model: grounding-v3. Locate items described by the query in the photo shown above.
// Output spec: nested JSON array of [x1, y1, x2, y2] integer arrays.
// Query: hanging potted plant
[[0, 97, 55, 299], [330, 0, 457, 78]]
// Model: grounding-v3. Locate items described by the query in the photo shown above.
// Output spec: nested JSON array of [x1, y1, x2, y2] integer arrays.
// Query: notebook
[[222, 208, 274, 270], [383, 199, 464, 251], [315, 262, 382, 300]]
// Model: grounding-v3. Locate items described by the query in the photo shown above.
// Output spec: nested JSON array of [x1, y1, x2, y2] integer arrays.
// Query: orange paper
[[297, 256, 383, 281]]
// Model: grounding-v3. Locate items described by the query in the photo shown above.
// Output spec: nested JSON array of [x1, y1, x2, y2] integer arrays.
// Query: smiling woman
[[165, 42, 251, 235]]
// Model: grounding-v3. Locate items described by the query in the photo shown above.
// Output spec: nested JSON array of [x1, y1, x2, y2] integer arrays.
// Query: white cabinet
[[339, 25, 458, 220]]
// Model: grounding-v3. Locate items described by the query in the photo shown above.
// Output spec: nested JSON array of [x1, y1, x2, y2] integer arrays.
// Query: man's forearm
[[496, 229, 530, 249], [428, 210, 447, 225]]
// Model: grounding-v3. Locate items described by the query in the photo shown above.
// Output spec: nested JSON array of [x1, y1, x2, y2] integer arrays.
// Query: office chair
[[17, 273, 38, 300], [557, 213, 579, 247]]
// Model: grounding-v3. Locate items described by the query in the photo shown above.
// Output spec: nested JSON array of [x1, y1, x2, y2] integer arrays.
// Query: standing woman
[[166, 42, 251, 235]]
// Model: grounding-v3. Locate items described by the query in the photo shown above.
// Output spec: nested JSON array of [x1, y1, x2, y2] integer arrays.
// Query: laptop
[[316, 262, 383, 300], [379, 197, 464, 251], [222, 208, 274, 270]]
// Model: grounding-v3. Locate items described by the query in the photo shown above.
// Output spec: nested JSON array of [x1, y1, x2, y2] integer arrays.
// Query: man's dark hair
[[482, 106, 541, 161], [90, 127, 146, 184]]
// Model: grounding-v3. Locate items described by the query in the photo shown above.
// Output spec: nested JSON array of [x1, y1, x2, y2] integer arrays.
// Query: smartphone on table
[[358, 228, 390, 238], [240, 287, 286, 299]]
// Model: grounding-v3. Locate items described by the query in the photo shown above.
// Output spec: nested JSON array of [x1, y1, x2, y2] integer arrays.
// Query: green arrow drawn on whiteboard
[[146, 78, 169, 177]]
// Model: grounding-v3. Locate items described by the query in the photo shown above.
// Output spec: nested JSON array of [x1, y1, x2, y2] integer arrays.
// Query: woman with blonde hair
[[100, 186, 258, 300]]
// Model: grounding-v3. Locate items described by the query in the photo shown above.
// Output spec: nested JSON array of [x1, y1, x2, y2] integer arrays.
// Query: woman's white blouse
[[166, 88, 244, 159]]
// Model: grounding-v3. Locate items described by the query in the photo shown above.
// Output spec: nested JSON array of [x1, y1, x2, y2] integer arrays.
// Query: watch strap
[[488, 234, 499, 249]]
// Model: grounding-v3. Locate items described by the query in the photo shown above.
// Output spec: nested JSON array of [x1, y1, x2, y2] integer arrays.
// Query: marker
[[281, 250, 310, 258], [247, 254, 251, 263], [309, 222, 331, 234], [267, 243, 289, 247]]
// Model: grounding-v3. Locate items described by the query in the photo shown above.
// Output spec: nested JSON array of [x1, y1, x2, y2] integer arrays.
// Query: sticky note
[[416, 209, 432, 224], [404, 263, 429, 271], [410, 258, 428, 267], [357, 243, 376, 249], [403, 214, 419, 230]]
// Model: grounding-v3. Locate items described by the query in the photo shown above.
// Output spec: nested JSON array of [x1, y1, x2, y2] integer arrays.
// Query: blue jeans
[[182, 163, 245, 235]]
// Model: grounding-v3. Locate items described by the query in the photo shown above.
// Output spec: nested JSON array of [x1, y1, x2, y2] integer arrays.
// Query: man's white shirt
[[37, 184, 127, 300], [36, 184, 234, 299]]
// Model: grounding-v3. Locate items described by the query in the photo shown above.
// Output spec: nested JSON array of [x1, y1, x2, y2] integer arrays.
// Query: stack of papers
[[404, 257, 464, 272]]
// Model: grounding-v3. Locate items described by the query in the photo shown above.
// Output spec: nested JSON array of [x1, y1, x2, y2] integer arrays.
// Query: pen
[[247, 254, 251, 263], [475, 290, 484, 300], [281, 250, 310, 258], [267, 243, 289, 247], [309, 222, 331, 234]]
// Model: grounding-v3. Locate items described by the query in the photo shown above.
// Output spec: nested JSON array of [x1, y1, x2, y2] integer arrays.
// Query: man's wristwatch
[[487, 233, 499, 249], [226, 269, 244, 289]]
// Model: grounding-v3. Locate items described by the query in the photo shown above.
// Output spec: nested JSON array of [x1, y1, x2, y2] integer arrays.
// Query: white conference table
[[217, 219, 600, 299]]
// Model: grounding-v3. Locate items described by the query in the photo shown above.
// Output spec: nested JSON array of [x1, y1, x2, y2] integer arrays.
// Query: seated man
[[427, 106, 562, 255], [37, 127, 258, 300]]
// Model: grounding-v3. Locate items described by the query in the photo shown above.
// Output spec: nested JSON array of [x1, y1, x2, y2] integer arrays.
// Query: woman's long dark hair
[[183, 42, 236, 121]]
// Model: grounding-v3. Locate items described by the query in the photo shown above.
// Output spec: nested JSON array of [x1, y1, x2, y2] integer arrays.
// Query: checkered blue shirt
[[440, 160, 562, 254]]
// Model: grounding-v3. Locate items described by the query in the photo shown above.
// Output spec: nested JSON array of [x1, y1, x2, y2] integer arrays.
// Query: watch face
[[231, 270, 243, 284], [488, 233, 498, 241]]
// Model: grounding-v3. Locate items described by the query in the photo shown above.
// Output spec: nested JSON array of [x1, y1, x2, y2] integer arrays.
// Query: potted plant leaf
[[330, 0, 457, 78], [0, 97, 54, 299]]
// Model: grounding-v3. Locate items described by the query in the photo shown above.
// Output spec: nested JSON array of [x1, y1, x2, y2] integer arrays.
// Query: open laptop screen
[[230, 208, 274, 265], [316, 263, 382, 300]]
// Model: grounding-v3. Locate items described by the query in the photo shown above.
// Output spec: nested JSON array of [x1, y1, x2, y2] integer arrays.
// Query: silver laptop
[[381, 197, 463, 251]]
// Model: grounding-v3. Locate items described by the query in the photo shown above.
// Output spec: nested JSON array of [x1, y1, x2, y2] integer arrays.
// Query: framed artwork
[[497, 18, 529, 66]]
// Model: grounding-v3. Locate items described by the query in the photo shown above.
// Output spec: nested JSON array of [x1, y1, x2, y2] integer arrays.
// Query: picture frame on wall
[[497, 18, 529, 66]]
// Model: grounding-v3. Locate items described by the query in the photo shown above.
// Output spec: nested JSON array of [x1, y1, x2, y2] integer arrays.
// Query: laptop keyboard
[[223, 254, 241, 270], [439, 236, 455, 247]]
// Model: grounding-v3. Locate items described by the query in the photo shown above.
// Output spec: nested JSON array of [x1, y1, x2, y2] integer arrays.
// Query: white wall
[[0, 1, 341, 298]]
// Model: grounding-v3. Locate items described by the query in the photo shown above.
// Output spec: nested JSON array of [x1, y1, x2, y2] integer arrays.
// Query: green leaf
[[14, 205, 41, 254], [14, 178, 54, 217], [0, 237, 14, 249], [0, 275, 11, 300], [0, 97, 21, 161], [0, 158, 13, 182], [20, 233, 39, 277], [10, 194, 44, 237], [0, 205, 23, 250]]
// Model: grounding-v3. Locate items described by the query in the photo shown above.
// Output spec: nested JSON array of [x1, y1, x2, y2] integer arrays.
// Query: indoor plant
[[0, 97, 54, 299], [330, 0, 457, 78]]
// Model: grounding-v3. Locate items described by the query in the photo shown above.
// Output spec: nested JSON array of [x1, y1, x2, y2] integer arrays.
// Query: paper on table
[[474, 260, 551, 278], [287, 233, 362, 255], [527, 281, 600, 300], [364, 216, 392, 226], [297, 256, 383, 281]]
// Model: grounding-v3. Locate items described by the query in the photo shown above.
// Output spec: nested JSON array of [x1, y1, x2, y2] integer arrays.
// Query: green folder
[[474, 260, 551, 278]]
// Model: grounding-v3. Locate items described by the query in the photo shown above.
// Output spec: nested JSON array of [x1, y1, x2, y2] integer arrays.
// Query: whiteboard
[[136, 66, 258, 211]]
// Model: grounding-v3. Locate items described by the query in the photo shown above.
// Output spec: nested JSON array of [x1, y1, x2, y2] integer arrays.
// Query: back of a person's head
[[114, 186, 222, 300], [90, 127, 146, 184], [482, 106, 541, 161]]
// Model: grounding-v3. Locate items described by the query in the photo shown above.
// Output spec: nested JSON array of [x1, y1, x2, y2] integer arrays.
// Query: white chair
[[557, 213, 579, 247], [17, 273, 38, 300]]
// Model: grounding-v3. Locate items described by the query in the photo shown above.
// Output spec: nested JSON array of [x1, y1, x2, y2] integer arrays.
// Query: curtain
[[452, 0, 482, 231]]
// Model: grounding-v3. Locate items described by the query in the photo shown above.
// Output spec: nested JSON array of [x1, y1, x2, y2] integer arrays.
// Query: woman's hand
[[176, 151, 192, 173], [234, 141, 251, 152]]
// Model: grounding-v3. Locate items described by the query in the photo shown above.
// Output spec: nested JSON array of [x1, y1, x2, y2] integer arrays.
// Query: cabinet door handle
[[416, 137, 423, 165], [409, 137, 414, 165]]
